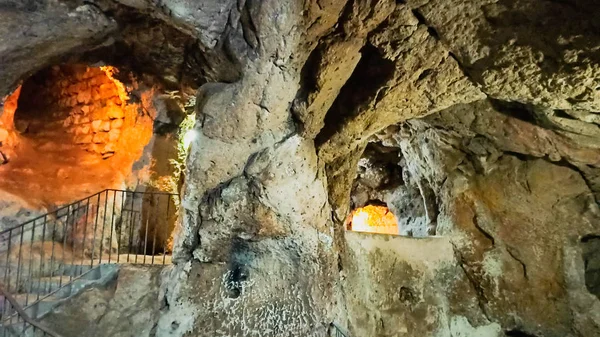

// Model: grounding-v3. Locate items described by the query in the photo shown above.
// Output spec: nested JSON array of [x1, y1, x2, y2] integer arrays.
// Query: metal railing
[[331, 323, 349, 337], [0, 189, 178, 331], [0, 286, 63, 337]]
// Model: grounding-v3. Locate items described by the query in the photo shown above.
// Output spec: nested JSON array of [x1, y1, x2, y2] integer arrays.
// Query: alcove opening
[[346, 201, 400, 235], [14, 64, 134, 157], [0, 63, 153, 207], [345, 139, 434, 237]]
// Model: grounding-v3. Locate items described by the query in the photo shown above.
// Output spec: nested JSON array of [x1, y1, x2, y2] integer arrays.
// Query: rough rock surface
[[0, 1, 116, 98], [2, 0, 600, 336], [406, 0, 600, 111], [41, 265, 164, 337]]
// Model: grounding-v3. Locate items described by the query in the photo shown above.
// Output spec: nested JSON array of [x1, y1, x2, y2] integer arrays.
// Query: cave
[[14, 64, 133, 159], [0, 64, 154, 208], [1, 1, 600, 337]]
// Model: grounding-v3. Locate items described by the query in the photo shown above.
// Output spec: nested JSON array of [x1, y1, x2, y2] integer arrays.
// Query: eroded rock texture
[[2, 0, 600, 336]]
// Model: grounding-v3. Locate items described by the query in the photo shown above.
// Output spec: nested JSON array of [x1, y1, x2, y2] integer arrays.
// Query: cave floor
[[0, 127, 126, 209]]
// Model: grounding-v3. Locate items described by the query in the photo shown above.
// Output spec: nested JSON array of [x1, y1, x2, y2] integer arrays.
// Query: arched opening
[[345, 139, 434, 237], [0, 62, 187, 267], [346, 202, 399, 235], [0, 64, 153, 207], [14, 64, 131, 158]]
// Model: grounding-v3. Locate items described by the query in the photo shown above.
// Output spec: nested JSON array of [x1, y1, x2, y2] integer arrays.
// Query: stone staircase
[[0, 188, 178, 337], [0, 263, 119, 336]]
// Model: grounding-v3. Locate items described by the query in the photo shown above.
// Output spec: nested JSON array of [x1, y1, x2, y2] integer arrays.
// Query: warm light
[[100, 66, 129, 103], [182, 129, 197, 149], [348, 205, 399, 235]]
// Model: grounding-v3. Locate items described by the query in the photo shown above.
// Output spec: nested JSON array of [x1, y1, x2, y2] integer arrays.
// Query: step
[[61, 261, 117, 278], [17, 295, 60, 320], [0, 320, 50, 337], [3, 263, 120, 325], [20, 275, 92, 299]]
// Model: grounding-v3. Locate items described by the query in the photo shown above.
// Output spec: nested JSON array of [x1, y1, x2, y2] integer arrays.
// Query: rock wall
[[16, 64, 128, 158], [348, 100, 600, 336], [0, 86, 21, 163], [41, 265, 164, 337], [1, 0, 600, 336], [340, 232, 470, 336]]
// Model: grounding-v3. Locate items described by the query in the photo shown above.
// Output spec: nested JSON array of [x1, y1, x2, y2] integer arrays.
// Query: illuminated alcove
[[345, 140, 433, 237], [346, 203, 399, 235], [0, 64, 153, 207]]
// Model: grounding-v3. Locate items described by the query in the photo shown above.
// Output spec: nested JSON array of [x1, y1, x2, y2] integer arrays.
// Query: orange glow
[[348, 205, 399, 235], [0, 64, 154, 207], [1, 85, 21, 130], [100, 66, 129, 103]]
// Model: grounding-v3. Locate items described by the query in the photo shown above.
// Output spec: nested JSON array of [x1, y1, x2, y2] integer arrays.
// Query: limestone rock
[[41, 265, 163, 337], [406, 0, 600, 111], [316, 5, 485, 163], [2, 0, 600, 336], [0, 3, 116, 97]]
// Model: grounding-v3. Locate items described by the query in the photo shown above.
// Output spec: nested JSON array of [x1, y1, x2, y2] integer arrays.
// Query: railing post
[[108, 190, 117, 264], [0, 187, 180, 330]]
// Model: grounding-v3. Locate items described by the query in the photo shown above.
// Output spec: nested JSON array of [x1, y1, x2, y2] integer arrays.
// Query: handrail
[[0, 285, 64, 337], [331, 322, 350, 337], [0, 188, 179, 326], [0, 189, 179, 236]]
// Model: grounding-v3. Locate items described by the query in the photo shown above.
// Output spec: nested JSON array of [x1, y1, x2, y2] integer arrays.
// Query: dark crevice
[[337, 254, 343, 272], [506, 247, 528, 280], [82, 0, 104, 13], [315, 43, 395, 146], [502, 151, 533, 163], [581, 235, 600, 299], [410, 10, 427, 27], [488, 99, 538, 125], [417, 69, 433, 82], [411, 9, 440, 41], [472, 213, 495, 247], [582, 234, 600, 243], [553, 109, 577, 120]]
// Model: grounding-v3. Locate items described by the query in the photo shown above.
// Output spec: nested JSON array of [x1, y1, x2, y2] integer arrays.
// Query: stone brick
[[103, 142, 116, 154], [92, 88, 101, 101], [88, 144, 103, 154], [92, 132, 109, 144], [62, 117, 73, 128], [110, 118, 123, 129], [91, 120, 103, 132], [77, 89, 91, 104], [108, 129, 120, 142], [75, 125, 90, 135], [75, 134, 93, 144], [101, 121, 111, 132], [106, 105, 124, 119]]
